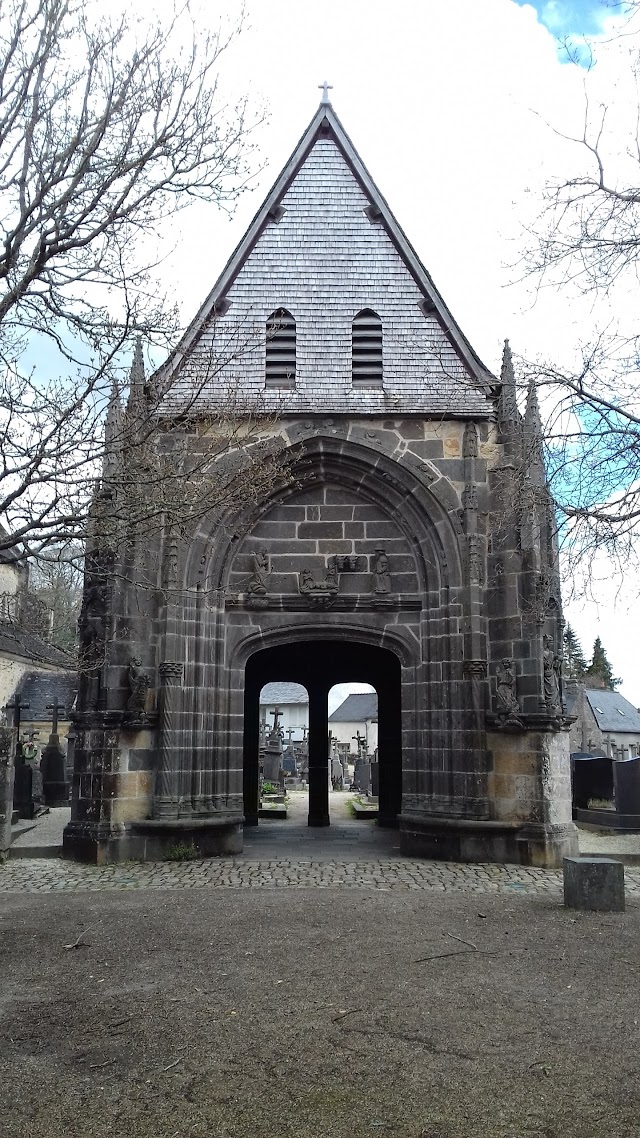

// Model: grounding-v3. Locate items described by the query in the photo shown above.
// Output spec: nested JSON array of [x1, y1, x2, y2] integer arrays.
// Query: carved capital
[[159, 661, 183, 683], [463, 660, 487, 677]]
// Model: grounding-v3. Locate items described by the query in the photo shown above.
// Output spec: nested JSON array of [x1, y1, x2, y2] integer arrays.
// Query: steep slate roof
[[0, 624, 74, 668], [156, 99, 496, 417], [259, 682, 309, 705], [329, 692, 378, 722], [17, 671, 77, 721], [585, 690, 640, 734]]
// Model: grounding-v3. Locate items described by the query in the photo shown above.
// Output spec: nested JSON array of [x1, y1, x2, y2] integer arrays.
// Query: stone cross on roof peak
[[318, 80, 333, 105]]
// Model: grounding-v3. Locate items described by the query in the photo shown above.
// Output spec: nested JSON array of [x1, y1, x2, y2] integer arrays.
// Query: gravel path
[[1, 886, 639, 1138]]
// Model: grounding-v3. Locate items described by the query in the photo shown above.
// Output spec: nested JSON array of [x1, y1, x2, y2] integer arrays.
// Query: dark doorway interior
[[243, 640, 401, 830]]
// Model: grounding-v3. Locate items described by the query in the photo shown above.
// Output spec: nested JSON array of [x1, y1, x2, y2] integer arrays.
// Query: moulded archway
[[173, 430, 476, 847], [243, 639, 402, 830], [185, 433, 465, 597]]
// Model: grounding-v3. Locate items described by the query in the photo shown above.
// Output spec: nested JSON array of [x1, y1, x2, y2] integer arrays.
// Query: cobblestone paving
[[1, 855, 639, 895]]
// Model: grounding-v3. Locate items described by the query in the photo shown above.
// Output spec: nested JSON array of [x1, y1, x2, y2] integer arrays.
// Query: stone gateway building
[[64, 95, 578, 867]]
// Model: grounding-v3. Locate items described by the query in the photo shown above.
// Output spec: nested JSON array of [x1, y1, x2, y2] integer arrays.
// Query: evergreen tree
[[585, 637, 621, 691], [563, 624, 588, 679]]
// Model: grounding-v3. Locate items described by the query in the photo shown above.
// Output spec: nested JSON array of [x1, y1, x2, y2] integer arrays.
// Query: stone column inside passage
[[307, 683, 329, 827], [154, 660, 184, 817]]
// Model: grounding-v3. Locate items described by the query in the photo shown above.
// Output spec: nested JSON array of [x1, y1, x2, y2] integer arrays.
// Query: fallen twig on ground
[[413, 930, 497, 964], [107, 1015, 133, 1029], [63, 926, 94, 950], [163, 1056, 184, 1072], [331, 1007, 362, 1023]]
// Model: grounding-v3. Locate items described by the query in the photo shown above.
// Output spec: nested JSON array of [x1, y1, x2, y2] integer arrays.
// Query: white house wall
[[330, 719, 378, 754], [259, 700, 308, 742]]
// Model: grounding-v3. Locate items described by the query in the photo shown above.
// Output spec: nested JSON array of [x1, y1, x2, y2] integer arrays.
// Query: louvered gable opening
[[352, 309, 383, 386], [266, 308, 296, 387]]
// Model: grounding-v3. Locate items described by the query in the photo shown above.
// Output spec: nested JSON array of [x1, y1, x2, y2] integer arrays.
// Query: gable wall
[[170, 137, 490, 416]]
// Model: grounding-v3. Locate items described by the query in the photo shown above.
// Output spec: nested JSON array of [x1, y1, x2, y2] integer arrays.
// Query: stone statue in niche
[[543, 634, 561, 713], [373, 547, 391, 594], [495, 658, 519, 716], [247, 549, 270, 595], [126, 656, 151, 715]]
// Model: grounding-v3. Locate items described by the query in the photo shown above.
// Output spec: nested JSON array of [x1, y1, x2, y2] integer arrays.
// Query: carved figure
[[299, 563, 338, 593], [127, 656, 151, 715], [81, 582, 107, 645], [324, 560, 338, 590], [463, 421, 479, 459], [373, 547, 391, 594], [299, 568, 315, 593], [248, 549, 270, 595], [496, 658, 518, 715], [462, 484, 478, 511], [543, 634, 561, 712]]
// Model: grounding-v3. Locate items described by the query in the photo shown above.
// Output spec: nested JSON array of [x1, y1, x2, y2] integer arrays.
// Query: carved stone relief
[[247, 549, 271, 595], [373, 547, 391, 594], [126, 656, 151, 718], [299, 563, 339, 594], [543, 634, 562, 714], [494, 657, 522, 727]]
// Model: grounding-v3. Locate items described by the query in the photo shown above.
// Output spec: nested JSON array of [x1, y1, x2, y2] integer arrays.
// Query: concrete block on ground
[[563, 856, 625, 912]]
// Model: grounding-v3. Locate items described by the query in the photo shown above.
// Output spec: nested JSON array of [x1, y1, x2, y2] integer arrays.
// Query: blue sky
[[515, 0, 619, 37]]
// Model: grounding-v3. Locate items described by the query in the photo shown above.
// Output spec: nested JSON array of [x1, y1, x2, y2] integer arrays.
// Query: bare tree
[[519, 2, 640, 587], [0, 0, 286, 564], [29, 549, 82, 650]]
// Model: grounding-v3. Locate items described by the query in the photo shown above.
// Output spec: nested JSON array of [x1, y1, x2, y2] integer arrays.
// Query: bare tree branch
[[0, 0, 284, 566]]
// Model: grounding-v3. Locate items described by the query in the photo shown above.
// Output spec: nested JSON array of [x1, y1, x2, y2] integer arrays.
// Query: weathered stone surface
[[64, 101, 575, 868], [563, 857, 625, 912]]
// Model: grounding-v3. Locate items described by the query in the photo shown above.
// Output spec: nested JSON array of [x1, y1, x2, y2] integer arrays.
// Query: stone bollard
[[563, 857, 625, 913]]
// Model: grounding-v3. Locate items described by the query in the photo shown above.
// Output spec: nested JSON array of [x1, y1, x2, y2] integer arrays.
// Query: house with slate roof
[[0, 534, 74, 712], [15, 671, 77, 749], [329, 692, 378, 754], [567, 684, 640, 758], [259, 682, 308, 741]]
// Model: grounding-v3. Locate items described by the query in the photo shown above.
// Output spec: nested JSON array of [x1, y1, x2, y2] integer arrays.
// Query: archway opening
[[328, 681, 377, 806], [243, 640, 401, 832], [258, 680, 309, 798]]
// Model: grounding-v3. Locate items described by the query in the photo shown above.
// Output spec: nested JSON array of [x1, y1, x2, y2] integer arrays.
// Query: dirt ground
[[1, 885, 639, 1138]]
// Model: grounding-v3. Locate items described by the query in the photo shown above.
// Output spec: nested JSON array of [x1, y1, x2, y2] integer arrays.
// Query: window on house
[[352, 309, 383, 386], [266, 308, 296, 387]]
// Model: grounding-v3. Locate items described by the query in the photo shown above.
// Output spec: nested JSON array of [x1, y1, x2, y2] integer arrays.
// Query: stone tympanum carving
[[248, 549, 270, 595], [373, 547, 391, 594], [299, 562, 339, 594]]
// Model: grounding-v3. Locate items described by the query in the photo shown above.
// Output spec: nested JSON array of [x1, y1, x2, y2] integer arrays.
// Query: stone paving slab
[[9, 806, 71, 850], [1, 855, 639, 896]]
